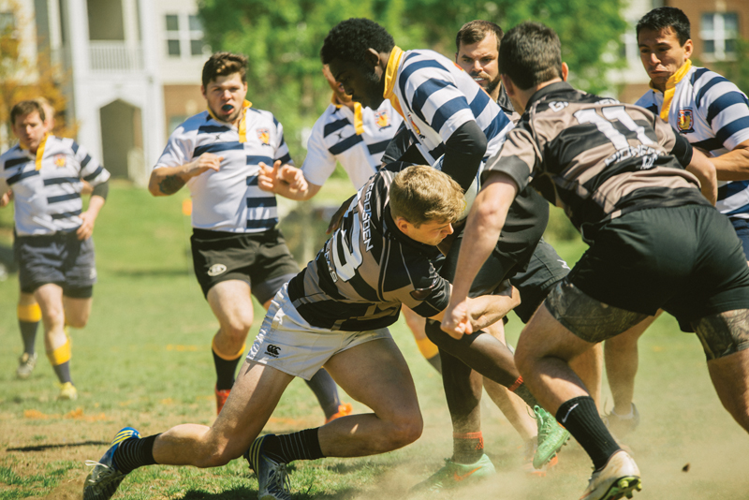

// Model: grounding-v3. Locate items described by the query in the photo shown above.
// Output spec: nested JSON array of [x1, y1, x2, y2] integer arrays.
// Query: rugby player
[[320, 17, 572, 484], [1, 100, 110, 400], [147, 52, 346, 420], [82, 166, 516, 500], [258, 65, 444, 372], [603, 6, 749, 436], [442, 21, 749, 500]]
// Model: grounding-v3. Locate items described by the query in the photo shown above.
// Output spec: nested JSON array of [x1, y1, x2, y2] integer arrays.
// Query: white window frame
[[701, 12, 738, 62]]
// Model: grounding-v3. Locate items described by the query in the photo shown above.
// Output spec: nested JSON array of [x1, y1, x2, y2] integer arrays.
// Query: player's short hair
[[637, 7, 691, 46], [320, 18, 395, 66], [11, 100, 45, 126], [456, 20, 503, 53], [201, 52, 248, 88], [390, 166, 464, 227], [498, 22, 562, 91]]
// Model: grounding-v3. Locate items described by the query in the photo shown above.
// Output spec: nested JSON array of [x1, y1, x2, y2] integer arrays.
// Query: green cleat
[[533, 405, 570, 469], [580, 451, 641, 500], [409, 453, 495, 494]]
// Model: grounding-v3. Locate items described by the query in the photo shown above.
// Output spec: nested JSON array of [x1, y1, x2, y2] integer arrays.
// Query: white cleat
[[580, 450, 642, 500]]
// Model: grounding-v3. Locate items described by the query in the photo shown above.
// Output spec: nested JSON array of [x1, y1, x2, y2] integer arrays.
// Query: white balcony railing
[[89, 42, 143, 73]]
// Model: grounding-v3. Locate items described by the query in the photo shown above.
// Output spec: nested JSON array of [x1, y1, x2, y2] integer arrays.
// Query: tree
[[197, 0, 627, 162], [713, 38, 749, 97], [0, 0, 75, 150]]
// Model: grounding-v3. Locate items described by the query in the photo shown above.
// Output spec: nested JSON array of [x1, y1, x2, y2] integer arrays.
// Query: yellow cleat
[[58, 381, 78, 400]]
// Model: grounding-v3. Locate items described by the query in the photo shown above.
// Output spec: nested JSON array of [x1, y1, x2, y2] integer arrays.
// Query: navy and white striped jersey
[[383, 47, 513, 166], [287, 170, 450, 331], [302, 98, 403, 190], [0, 135, 110, 236], [154, 102, 292, 233], [636, 61, 749, 220]]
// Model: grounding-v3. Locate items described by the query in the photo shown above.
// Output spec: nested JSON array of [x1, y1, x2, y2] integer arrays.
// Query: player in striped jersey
[[149, 52, 346, 420], [444, 22, 749, 500], [601, 6, 749, 437], [259, 65, 444, 372], [322, 18, 571, 483], [1, 100, 110, 401], [83, 166, 515, 500]]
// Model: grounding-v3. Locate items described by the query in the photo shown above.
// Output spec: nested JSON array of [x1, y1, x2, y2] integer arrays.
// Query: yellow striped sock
[[18, 303, 42, 323], [211, 335, 245, 361], [47, 336, 71, 366], [415, 337, 439, 360]]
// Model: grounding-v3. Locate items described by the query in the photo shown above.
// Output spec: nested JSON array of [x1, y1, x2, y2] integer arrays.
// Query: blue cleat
[[245, 434, 291, 500], [83, 427, 140, 500]]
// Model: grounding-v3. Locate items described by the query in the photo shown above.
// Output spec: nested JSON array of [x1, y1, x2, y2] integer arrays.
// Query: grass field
[[1, 182, 748, 500]]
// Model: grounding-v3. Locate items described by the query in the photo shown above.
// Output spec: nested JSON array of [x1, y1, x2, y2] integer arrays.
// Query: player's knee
[[194, 443, 238, 468], [220, 315, 253, 341], [386, 414, 423, 450], [65, 312, 89, 329]]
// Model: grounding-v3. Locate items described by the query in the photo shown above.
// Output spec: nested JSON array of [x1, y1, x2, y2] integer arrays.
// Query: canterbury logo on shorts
[[207, 264, 228, 276]]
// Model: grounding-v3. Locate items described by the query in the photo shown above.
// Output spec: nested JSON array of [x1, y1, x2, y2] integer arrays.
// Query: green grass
[[1, 185, 748, 499]]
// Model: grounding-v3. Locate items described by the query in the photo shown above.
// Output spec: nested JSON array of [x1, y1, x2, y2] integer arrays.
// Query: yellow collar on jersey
[[383, 46, 405, 119], [651, 59, 691, 122], [19, 133, 49, 170], [207, 100, 252, 142], [331, 93, 364, 135]]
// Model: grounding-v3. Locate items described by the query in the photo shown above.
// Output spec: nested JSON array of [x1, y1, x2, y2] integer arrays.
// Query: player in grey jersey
[[82, 166, 516, 500], [443, 22, 749, 500]]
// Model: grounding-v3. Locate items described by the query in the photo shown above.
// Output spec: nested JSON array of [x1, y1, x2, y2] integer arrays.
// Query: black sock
[[305, 369, 340, 418], [452, 432, 484, 463], [114, 434, 160, 474], [213, 348, 242, 391], [556, 396, 620, 471], [52, 361, 72, 384], [512, 382, 540, 408], [258, 429, 324, 464], [19, 320, 39, 355]]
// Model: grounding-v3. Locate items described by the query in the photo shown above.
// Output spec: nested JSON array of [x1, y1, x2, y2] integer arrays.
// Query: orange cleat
[[325, 403, 353, 424], [215, 386, 231, 415]]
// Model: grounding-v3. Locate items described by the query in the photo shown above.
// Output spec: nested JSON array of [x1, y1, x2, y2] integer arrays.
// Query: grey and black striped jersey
[[287, 170, 450, 331], [485, 82, 708, 230], [0, 135, 110, 236]]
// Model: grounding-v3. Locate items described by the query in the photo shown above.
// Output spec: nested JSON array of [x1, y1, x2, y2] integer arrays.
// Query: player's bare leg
[[319, 338, 422, 456], [16, 293, 41, 379], [153, 361, 294, 466], [570, 342, 603, 410], [695, 309, 749, 432], [604, 314, 659, 415], [63, 296, 93, 328], [34, 283, 76, 398]]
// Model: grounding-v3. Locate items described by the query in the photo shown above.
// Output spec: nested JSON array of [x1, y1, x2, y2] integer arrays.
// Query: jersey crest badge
[[677, 109, 694, 134], [375, 110, 391, 130], [256, 128, 271, 146], [54, 154, 66, 168], [207, 263, 228, 277], [408, 114, 425, 140]]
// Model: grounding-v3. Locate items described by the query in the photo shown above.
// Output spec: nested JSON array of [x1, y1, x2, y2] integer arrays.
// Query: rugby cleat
[[215, 386, 231, 414], [58, 381, 78, 400], [522, 438, 558, 477], [16, 352, 38, 379], [533, 405, 570, 469], [603, 403, 640, 437], [83, 427, 140, 500], [246, 434, 291, 500], [409, 453, 495, 493], [580, 450, 641, 500], [324, 402, 353, 424]]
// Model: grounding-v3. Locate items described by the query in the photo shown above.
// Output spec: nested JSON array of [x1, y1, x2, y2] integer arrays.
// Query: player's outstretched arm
[[258, 160, 320, 200], [148, 153, 223, 197], [686, 148, 718, 206], [441, 171, 519, 338], [0, 182, 12, 208], [429, 286, 520, 334]]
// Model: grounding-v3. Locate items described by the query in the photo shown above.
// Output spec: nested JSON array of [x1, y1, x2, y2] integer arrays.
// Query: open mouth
[[221, 104, 233, 112]]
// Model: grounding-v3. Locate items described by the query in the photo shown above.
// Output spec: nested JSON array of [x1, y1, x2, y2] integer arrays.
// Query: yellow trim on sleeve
[[47, 337, 71, 366], [383, 46, 405, 119], [415, 336, 439, 360], [17, 303, 42, 323], [212, 335, 246, 361], [654, 59, 692, 122]]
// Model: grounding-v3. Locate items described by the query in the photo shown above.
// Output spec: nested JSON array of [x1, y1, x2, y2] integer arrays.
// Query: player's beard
[[482, 73, 501, 97], [210, 102, 242, 124]]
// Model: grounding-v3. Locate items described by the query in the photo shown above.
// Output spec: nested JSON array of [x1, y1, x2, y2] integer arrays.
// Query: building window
[[701, 12, 738, 61], [165, 14, 180, 57], [164, 13, 207, 59], [0, 11, 15, 34]]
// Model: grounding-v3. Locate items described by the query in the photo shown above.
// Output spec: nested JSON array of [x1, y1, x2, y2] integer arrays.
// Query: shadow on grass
[[110, 268, 191, 277], [7, 440, 109, 452], [174, 487, 360, 500]]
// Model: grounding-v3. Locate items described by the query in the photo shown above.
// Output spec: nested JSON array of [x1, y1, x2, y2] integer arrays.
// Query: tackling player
[[442, 22, 749, 500], [82, 166, 516, 500]]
